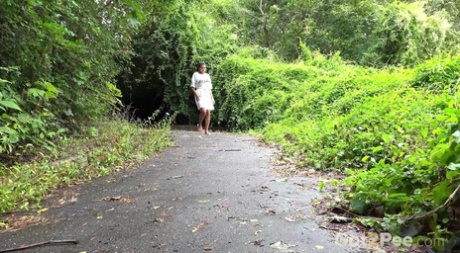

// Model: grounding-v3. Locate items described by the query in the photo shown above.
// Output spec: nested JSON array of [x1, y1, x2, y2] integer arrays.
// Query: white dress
[[191, 72, 214, 111]]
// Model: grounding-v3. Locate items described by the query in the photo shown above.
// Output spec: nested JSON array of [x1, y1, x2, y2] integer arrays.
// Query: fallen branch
[[405, 183, 460, 222], [0, 240, 78, 253]]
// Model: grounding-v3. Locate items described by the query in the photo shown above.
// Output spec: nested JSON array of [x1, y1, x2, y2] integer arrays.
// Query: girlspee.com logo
[[334, 232, 446, 250]]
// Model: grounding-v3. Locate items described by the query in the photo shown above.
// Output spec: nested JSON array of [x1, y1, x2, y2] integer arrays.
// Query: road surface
[[0, 131, 351, 253]]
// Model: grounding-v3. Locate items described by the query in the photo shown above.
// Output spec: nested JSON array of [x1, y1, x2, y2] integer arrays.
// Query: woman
[[190, 62, 215, 135]]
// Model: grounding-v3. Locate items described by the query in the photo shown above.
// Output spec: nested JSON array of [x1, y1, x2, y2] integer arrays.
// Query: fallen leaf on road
[[108, 196, 121, 201], [6, 215, 49, 230], [192, 222, 206, 232], [315, 245, 325, 250], [227, 216, 248, 222], [97, 214, 103, 220], [103, 196, 135, 204], [285, 216, 296, 222], [152, 243, 166, 249], [262, 209, 276, 215], [270, 241, 296, 253], [37, 208, 49, 214], [203, 245, 213, 252], [153, 218, 164, 223], [249, 240, 265, 247], [198, 200, 210, 204], [153, 206, 161, 210], [172, 175, 184, 179], [0, 221, 7, 230], [250, 219, 259, 223], [276, 178, 288, 183], [54, 194, 79, 207], [312, 199, 321, 206], [119, 197, 135, 204], [159, 212, 173, 217], [254, 230, 262, 235], [213, 204, 229, 211]]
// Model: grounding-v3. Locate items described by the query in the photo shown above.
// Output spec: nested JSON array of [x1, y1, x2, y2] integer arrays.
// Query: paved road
[[0, 131, 350, 253]]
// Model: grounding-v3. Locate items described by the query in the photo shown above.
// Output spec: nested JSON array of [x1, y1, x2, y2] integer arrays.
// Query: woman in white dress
[[190, 62, 215, 135]]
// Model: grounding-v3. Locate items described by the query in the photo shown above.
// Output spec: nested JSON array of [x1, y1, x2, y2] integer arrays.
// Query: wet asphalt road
[[0, 131, 350, 253]]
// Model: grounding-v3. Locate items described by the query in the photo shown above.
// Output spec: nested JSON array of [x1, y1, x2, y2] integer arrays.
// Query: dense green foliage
[[236, 0, 459, 65], [0, 0, 172, 215], [117, 0, 240, 121], [0, 0, 145, 156]]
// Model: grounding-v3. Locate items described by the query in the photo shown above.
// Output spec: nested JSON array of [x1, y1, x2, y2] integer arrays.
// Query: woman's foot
[[205, 131, 211, 135], [196, 124, 203, 132]]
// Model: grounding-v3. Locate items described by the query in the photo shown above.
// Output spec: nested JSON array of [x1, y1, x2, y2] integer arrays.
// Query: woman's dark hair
[[196, 62, 206, 71]]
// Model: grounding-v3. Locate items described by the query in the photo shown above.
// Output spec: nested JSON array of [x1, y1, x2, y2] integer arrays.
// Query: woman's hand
[[192, 88, 200, 101], [212, 99, 215, 105]]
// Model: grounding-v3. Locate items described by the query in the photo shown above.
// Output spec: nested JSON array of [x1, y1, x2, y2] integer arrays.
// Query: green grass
[[0, 118, 171, 218]]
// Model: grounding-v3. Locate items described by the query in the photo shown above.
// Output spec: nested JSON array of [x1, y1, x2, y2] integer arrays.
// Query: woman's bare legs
[[204, 110, 211, 135], [197, 108, 206, 132]]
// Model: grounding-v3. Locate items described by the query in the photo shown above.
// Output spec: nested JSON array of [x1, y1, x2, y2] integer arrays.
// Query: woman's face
[[199, 65, 206, 74]]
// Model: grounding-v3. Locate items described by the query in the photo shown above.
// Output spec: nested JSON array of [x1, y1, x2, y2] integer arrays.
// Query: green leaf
[[0, 100, 22, 111], [372, 146, 384, 153], [432, 181, 451, 206], [318, 181, 325, 191], [350, 196, 368, 215], [0, 79, 11, 84], [446, 171, 460, 180], [421, 128, 428, 138], [27, 88, 46, 98], [382, 133, 391, 144]]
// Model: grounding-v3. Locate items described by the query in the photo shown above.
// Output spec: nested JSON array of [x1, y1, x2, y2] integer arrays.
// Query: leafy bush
[[411, 55, 460, 93], [0, 0, 144, 157], [0, 70, 64, 155], [214, 55, 326, 130]]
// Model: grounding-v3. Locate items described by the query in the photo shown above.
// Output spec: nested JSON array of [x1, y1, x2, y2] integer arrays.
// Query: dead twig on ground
[[0, 240, 78, 252]]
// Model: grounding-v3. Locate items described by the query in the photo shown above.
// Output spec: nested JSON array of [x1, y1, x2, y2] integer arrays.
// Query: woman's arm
[[191, 73, 200, 100], [191, 87, 200, 100], [209, 74, 215, 104]]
